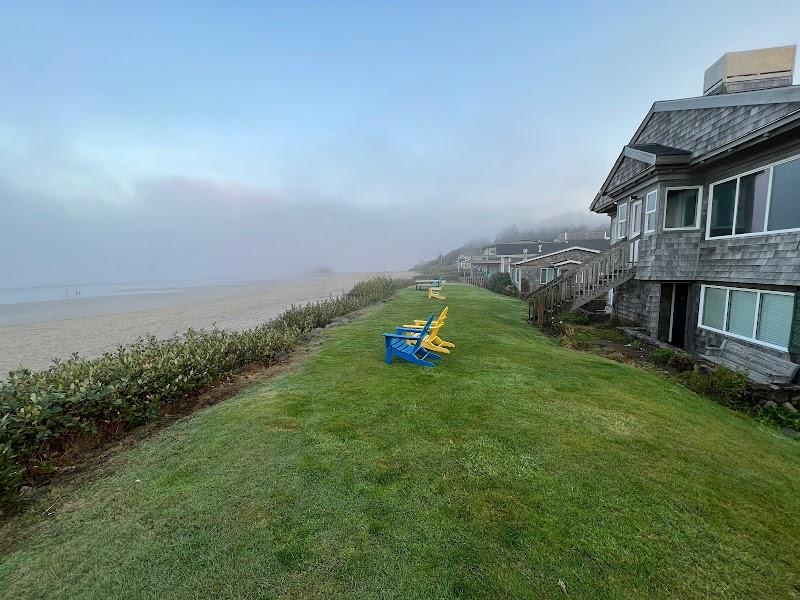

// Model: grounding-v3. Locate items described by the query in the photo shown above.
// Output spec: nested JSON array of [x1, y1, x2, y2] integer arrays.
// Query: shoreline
[[0, 272, 408, 377]]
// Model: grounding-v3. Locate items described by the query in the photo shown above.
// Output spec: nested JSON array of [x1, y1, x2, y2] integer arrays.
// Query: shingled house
[[511, 239, 610, 294], [528, 45, 800, 384], [471, 234, 609, 283]]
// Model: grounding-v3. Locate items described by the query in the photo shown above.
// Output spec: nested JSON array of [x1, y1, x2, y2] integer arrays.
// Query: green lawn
[[2, 285, 799, 599]]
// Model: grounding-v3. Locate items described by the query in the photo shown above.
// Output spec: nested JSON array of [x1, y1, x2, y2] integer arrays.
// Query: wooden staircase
[[527, 240, 636, 325]]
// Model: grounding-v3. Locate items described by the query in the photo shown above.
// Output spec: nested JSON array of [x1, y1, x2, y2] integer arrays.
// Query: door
[[669, 283, 689, 348]]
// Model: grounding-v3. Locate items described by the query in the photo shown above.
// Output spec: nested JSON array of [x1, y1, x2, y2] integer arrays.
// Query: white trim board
[[553, 259, 583, 267], [513, 246, 602, 266]]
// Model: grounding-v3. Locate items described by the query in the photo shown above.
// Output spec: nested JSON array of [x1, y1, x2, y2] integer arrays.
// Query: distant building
[[510, 239, 610, 293], [471, 234, 610, 283]]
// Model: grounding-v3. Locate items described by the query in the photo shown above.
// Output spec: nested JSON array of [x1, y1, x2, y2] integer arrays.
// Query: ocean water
[[0, 282, 198, 306]]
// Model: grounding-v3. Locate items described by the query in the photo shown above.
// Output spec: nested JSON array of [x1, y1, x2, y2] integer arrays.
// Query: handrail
[[527, 240, 636, 324]]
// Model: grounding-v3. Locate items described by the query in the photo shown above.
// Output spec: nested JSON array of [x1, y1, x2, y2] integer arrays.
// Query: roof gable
[[591, 86, 800, 212], [635, 102, 800, 157], [513, 245, 603, 266]]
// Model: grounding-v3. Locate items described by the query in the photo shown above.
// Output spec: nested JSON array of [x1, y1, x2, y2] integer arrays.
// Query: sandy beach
[[0, 272, 409, 377]]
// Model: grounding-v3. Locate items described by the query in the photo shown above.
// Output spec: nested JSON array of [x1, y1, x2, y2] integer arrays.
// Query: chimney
[[704, 45, 796, 96]]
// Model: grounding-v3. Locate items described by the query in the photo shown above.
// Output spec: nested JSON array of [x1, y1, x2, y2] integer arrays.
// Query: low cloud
[[3, 173, 605, 286]]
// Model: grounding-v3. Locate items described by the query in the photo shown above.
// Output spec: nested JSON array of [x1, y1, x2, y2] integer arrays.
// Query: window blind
[[702, 287, 726, 330], [757, 293, 794, 348], [726, 290, 757, 337]]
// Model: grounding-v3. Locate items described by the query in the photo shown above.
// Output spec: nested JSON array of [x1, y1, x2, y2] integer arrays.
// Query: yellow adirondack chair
[[410, 306, 448, 328], [403, 307, 455, 351], [428, 287, 446, 300], [398, 320, 452, 354]]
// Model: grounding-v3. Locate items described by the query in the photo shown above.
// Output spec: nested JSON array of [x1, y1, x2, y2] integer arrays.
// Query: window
[[726, 290, 757, 338], [629, 239, 640, 264], [629, 199, 642, 238], [699, 285, 795, 350], [709, 180, 736, 237], [540, 267, 557, 284], [757, 293, 795, 348], [708, 155, 800, 238], [664, 187, 700, 230], [701, 287, 726, 330], [617, 202, 627, 239], [768, 157, 800, 231], [644, 190, 657, 233], [735, 171, 769, 234]]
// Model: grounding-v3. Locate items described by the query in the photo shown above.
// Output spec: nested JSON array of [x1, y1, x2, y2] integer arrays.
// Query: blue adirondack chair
[[383, 314, 442, 367]]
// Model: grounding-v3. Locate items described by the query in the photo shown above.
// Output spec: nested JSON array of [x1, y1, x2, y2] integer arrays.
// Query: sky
[[2, 1, 799, 285]]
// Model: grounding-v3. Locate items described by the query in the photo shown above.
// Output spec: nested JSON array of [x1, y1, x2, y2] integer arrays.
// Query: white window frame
[[629, 198, 642, 238], [697, 284, 795, 351], [628, 238, 640, 264], [663, 186, 702, 231], [617, 202, 628, 240], [644, 190, 657, 234], [539, 267, 558, 284], [705, 152, 800, 240]]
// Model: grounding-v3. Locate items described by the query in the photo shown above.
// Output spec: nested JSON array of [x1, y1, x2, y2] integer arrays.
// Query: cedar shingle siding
[[608, 157, 650, 191], [600, 96, 800, 198], [638, 103, 800, 158]]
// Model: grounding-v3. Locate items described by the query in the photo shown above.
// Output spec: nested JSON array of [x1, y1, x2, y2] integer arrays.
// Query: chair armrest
[[383, 333, 418, 340], [396, 327, 422, 334]]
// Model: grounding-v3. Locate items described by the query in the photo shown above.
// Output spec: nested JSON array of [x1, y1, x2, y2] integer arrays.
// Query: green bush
[[487, 272, 514, 295], [0, 277, 410, 505], [668, 351, 695, 372], [649, 348, 674, 365], [682, 366, 749, 407], [649, 348, 695, 371]]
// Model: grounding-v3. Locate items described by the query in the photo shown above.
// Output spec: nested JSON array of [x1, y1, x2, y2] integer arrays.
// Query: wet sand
[[0, 272, 408, 377]]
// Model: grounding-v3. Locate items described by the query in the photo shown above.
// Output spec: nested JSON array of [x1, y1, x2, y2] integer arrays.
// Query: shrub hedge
[[682, 365, 749, 407], [649, 347, 695, 372], [0, 277, 410, 504], [487, 272, 515, 295]]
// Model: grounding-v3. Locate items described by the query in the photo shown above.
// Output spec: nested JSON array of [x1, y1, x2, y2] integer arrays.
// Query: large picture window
[[708, 155, 800, 238], [699, 285, 795, 350], [664, 187, 700, 230]]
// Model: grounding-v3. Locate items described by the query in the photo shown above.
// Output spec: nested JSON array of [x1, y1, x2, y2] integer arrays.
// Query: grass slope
[[2, 285, 799, 599]]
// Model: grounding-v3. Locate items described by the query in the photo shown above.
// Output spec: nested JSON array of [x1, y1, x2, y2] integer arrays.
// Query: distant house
[[474, 235, 609, 281], [511, 241, 610, 294], [528, 45, 800, 384], [472, 241, 541, 275]]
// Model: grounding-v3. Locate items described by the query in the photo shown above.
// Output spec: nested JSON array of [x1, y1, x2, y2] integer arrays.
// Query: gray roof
[[512, 239, 611, 265], [592, 85, 800, 212], [482, 241, 540, 255], [484, 238, 609, 255]]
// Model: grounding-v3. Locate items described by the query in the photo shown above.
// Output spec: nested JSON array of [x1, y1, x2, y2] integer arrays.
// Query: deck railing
[[527, 240, 636, 325], [458, 276, 489, 288]]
